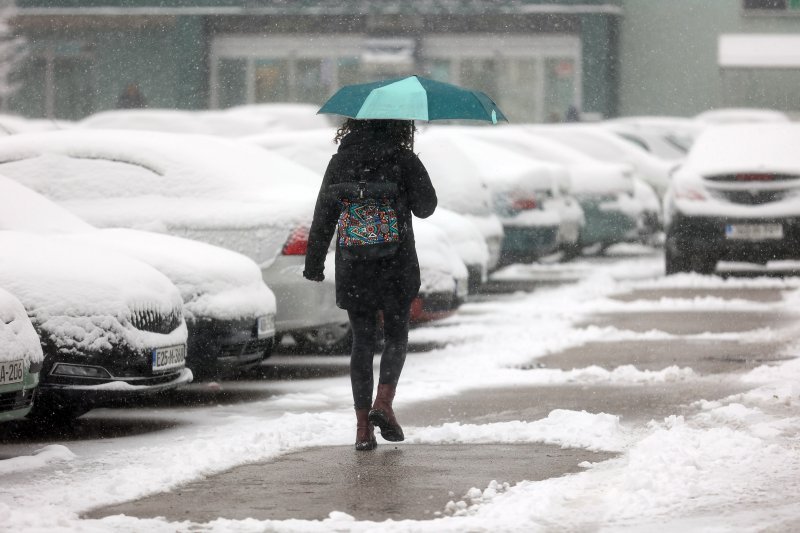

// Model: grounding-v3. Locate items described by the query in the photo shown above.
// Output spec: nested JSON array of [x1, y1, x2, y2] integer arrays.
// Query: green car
[[0, 288, 42, 423]]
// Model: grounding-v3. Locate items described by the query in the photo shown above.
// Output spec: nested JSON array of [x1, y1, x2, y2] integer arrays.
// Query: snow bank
[[0, 445, 75, 476], [409, 409, 628, 452], [0, 287, 43, 368]]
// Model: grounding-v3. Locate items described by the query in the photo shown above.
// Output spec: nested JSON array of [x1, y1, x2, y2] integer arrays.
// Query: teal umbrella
[[318, 75, 508, 124]]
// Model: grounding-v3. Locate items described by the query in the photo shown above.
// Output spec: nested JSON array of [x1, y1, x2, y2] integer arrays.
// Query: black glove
[[303, 270, 325, 282]]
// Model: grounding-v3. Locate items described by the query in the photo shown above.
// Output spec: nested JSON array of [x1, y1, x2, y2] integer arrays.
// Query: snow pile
[[0, 231, 186, 355], [409, 409, 628, 452], [0, 445, 75, 475], [0, 287, 43, 368]]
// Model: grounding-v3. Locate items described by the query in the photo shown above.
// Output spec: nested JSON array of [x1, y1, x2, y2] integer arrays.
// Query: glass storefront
[[210, 34, 581, 123]]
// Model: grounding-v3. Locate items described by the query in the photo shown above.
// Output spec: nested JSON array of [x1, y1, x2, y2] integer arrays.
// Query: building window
[[743, 0, 800, 14]]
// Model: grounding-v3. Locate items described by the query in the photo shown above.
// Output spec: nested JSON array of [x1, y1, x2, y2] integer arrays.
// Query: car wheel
[[294, 323, 352, 354]]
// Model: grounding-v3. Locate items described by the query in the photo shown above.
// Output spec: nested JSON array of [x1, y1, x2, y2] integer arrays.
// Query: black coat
[[304, 130, 437, 311]]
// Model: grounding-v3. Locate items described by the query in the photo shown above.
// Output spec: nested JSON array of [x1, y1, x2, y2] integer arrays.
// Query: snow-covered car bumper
[[499, 225, 560, 264], [262, 255, 347, 335], [667, 212, 800, 263], [0, 366, 39, 422], [40, 367, 192, 406], [186, 315, 275, 379], [577, 196, 639, 247]]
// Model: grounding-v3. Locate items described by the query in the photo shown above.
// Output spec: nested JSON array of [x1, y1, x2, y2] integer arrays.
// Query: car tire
[[293, 323, 353, 355]]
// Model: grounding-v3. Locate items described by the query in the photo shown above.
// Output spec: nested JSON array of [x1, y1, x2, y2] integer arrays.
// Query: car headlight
[[51, 363, 112, 379]]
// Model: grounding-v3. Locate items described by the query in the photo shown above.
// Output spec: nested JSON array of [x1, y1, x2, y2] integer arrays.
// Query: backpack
[[331, 160, 402, 261]]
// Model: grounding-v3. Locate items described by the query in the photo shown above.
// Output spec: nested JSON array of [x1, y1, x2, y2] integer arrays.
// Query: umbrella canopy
[[318, 75, 508, 124]]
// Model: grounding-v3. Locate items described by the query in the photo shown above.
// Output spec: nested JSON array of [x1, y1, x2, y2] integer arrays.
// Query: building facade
[[618, 0, 800, 117], [10, 0, 622, 122]]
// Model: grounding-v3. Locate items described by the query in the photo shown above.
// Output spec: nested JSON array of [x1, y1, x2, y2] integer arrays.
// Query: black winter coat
[[304, 130, 437, 311]]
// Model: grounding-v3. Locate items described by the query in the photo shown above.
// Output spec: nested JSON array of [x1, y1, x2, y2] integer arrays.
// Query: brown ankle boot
[[355, 408, 377, 451], [369, 383, 404, 442]]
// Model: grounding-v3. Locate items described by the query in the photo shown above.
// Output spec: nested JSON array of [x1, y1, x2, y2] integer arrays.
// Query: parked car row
[[1, 105, 791, 424]]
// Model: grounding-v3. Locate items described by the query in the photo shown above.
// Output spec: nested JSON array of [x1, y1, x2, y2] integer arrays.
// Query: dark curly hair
[[334, 118, 416, 151]]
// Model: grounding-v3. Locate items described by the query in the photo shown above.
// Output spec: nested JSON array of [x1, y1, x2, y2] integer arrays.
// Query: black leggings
[[348, 302, 411, 409]]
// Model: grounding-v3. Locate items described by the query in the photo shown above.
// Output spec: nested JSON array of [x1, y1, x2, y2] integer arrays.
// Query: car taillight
[[282, 226, 309, 255], [736, 174, 774, 182], [511, 198, 537, 211]]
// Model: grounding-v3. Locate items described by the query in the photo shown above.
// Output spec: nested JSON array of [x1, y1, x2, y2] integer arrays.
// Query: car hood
[[62, 229, 278, 322], [0, 232, 186, 356]]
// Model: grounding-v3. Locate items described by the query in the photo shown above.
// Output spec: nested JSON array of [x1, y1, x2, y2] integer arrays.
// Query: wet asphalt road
[[86, 280, 799, 523]]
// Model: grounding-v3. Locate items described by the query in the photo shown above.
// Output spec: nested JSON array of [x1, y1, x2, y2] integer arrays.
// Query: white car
[[0, 231, 191, 421], [78, 104, 332, 138], [0, 175, 277, 379], [0, 287, 43, 423], [602, 116, 702, 161], [664, 124, 800, 274], [532, 124, 672, 198], [443, 126, 587, 254], [694, 108, 790, 126], [417, 129, 561, 265], [0, 129, 348, 353]]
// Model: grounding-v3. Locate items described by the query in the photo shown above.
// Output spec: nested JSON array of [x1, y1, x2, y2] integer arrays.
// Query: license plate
[[725, 223, 783, 241], [151, 345, 186, 372], [0, 359, 23, 385]]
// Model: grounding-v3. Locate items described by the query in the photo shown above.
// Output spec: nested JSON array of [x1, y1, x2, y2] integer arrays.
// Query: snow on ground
[[3, 251, 800, 531]]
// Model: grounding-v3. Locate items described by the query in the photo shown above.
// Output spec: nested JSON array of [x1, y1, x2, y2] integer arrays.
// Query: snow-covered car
[[532, 124, 672, 198], [602, 116, 702, 161], [442, 126, 586, 255], [0, 129, 349, 353], [244, 128, 494, 291], [458, 126, 642, 253], [417, 129, 560, 265], [424, 208, 489, 292], [0, 231, 191, 420], [0, 176, 277, 379], [0, 287, 42, 423], [79, 104, 332, 138], [412, 218, 469, 323], [664, 124, 800, 274], [694, 108, 790, 126]]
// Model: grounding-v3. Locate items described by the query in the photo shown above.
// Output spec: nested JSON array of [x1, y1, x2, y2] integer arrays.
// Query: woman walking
[[303, 119, 437, 451]]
